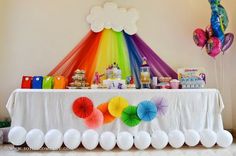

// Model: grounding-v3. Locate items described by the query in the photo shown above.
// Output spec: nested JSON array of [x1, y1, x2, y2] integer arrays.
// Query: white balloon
[[8, 126, 27, 146], [82, 129, 99, 150], [64, 129, 81, 150], [26, 129, 44, 150], [99, 131, 116, 151], [151, 130, 168, 149], [134, 131, 151, 150], [45, 129, 63, 150], [216, 130, 233, 148], [184, 129, 200, 147], [168, 130, 185, 148], [117, 132, 133, 150], [200, 129, 217, 148]]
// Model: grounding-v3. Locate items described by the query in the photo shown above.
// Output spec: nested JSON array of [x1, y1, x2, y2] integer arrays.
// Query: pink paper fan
[[84, 108, 104, 129], [151, 97, 168, 116]]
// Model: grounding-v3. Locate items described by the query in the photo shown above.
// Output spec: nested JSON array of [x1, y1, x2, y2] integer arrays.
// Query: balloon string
[[221, 55, 224, 97], [214, 60, 219, 90], [215, 56, 224, 94]]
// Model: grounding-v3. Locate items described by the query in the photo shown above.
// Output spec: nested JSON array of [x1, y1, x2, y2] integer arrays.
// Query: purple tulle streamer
[[124, 32, 177, 88], [132, 34, 178, 79]]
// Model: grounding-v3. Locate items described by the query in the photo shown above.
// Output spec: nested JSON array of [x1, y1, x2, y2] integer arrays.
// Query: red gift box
[[21, 76, 32, 89]]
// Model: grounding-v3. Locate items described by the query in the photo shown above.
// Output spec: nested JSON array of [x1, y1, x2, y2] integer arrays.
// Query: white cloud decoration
[[86, 2, 139, 35]]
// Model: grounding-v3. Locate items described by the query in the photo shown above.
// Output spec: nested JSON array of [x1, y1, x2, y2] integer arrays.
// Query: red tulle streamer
[[48, 31, 102, 84]]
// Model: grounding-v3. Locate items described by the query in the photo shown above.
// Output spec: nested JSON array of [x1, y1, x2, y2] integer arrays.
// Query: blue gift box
[[32, 76, 43, 89]]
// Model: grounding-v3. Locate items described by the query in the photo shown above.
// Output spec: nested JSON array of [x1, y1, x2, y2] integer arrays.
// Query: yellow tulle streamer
[[95, 29, 131, 79]]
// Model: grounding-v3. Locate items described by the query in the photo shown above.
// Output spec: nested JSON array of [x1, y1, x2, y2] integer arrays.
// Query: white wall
[[0, 0, 235, 129]]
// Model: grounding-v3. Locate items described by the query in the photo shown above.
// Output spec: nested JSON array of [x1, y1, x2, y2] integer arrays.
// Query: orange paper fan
[[97, 102, 116, 124]]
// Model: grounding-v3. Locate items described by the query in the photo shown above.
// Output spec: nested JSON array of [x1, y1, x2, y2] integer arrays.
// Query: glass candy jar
[[140, 57, 151, 88]]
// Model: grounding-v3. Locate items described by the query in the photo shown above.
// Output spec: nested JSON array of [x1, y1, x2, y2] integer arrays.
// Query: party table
[[6, 89, 224, 135]]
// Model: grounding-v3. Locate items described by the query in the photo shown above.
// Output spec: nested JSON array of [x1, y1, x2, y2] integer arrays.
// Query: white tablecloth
[[6, 89, 224, 135]]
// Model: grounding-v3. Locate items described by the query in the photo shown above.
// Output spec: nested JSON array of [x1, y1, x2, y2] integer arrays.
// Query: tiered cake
[[103, 63, 126, 89]]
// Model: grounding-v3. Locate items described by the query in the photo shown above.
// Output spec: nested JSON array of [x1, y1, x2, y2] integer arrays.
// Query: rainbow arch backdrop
[[48, 29, 177, 88]]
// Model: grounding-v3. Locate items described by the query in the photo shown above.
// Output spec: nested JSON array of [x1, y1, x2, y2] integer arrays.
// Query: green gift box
[[42, 76, 54, 89]]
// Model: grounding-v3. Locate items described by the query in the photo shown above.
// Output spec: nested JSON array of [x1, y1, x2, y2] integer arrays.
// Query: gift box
[[42, 76, 54, 89], [53, 76, 67, 89], [32, 76, 43, 89], [178, 68, 206, 89], [21, 76, 32, 89]]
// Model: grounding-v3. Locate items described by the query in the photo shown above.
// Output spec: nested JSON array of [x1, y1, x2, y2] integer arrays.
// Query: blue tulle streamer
[[123, 32, 178, 88], [123, 32, 143, 88]]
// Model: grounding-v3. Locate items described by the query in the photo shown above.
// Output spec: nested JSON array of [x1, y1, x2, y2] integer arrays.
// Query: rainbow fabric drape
[[48, 29, 177, 88]]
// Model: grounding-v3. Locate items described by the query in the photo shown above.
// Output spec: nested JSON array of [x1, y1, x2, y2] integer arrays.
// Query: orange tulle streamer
[[48, 31, 102, 83]]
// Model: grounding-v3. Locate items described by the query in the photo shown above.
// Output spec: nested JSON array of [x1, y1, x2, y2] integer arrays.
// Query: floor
[[0, 144, 236, 156]]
